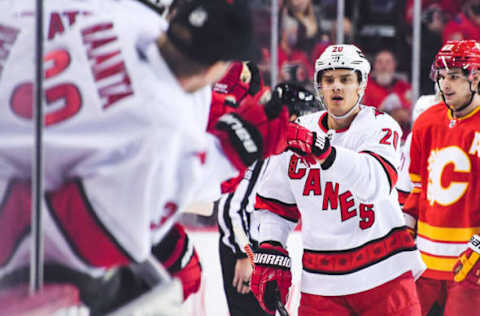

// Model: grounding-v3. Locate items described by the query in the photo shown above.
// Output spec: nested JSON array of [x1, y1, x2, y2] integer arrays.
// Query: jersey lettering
[[0, 24, 20, 78], [322, 181, 339, 210], [359, 203, 375, 229], [339, 191, 356, 221], [47, 11, 90, 40], [81, 22, 134, 109], [469, 132, 480, 158], [379, 128, 399, 150], [288, 155, 306, 179], [303, 168, 321, 196], [11, 49, 82, 125]]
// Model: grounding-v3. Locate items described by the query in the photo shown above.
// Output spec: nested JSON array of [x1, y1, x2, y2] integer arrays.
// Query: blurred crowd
[[248, 0, 480, 140]]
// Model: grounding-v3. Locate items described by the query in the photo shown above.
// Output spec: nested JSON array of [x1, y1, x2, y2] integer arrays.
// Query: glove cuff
[[214, 113, 263, 171], [320, 146, 336, 170], [254, 243, 291, 270]]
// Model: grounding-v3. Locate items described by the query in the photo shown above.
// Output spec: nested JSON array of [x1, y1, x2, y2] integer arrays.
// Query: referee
[[217, 160, 271, 316]]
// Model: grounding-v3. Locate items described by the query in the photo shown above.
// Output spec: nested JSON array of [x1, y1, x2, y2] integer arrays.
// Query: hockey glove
[[287, 123, 334, 164], [208, 62, 263, 132], [213, 61, 263, 104], [213, 87, 289, 172], [207, 91, 238, 132], [453, 235, 480, 285], [152, 223, 202, 300], [251, 242, 292, 315]]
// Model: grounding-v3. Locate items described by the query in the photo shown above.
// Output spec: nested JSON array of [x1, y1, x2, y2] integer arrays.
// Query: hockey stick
[[273, 286, 290, 316]]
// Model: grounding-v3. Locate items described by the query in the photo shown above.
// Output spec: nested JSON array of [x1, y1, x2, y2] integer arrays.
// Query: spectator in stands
[[405, 0, 465, 25], [420, 4, 447, 95], [281, 0, 319, 53], [443, 0, 480, 42], [311, 17, 354, 67], [277, 11, 313, 86], [363, 49, 412, 139]]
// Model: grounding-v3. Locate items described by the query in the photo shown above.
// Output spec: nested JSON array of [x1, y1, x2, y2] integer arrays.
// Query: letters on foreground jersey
[[255, 106, 426, 296], [406, 103, 480, 280], [0, 0, 236, 278]]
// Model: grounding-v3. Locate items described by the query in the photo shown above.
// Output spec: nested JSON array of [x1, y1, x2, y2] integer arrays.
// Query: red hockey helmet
[[430, 40, 480, 81]]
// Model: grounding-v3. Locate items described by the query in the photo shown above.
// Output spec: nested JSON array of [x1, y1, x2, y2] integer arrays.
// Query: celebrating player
[[403, 40, 480, 315], [250, 44, 426, 316]]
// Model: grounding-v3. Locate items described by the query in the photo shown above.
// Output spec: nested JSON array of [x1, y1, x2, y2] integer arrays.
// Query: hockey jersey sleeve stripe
[[302, 226, 416, 275], [255, 194, 300, 223], [361, 151, 398, 192], [417, 220, 480, 242], [45, 179, 133, 268], [409, 173, 421, 183], [0, 180, 31, 268], [152, 223, 188, 271], [411, 187, 421, 193], [420, 251, 458, 272]]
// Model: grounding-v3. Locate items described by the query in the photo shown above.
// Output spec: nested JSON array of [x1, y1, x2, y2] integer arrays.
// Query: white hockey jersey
[[255, 106, 425, 296], [0, 0, 236, 278]]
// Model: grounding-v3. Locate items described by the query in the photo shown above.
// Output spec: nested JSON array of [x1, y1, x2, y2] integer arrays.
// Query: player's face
[[319, 69, 362, 116], [437, 68, 474, 109]]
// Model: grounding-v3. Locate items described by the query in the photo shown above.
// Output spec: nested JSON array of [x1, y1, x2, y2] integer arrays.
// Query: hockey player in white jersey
[[0, 0, 291, 313], [250, 44, 426, 316]]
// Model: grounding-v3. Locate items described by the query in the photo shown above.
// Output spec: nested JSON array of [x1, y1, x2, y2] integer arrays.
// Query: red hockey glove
[[287, 123, 333, 164], [213, 88, 289, 172], [213, 61, 263, 104], [208, 62, 263, 132], [251, 242, 292, 315], [152, 224, 202, 300], [207, 91, 238, 132], [453, 235, 480, 285]]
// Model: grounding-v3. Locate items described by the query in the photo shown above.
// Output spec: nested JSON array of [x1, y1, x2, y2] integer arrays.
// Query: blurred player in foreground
[[0, 0, 292, 314]]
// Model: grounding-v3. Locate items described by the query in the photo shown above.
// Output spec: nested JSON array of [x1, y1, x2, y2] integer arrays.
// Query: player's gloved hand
[[251, 241, 292, 315], [208, 62, 263, 132], [207, 91, 238, 132], [286, 123, 333, 164], [213, 61, 263, 104], [152, 223, 202, 300], [213, 87, 289, 171], [453, 234, 480, 285]]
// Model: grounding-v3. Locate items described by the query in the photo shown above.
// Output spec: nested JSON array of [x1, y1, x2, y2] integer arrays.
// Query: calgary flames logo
[[427, 147, 470, 206]]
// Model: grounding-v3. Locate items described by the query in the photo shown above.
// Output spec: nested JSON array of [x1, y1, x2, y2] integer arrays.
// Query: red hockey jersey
[[405, 103, 480, 279]]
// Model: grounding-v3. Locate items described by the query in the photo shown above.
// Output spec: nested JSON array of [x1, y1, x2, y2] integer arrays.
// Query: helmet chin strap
[[322, 90, 364, 121]]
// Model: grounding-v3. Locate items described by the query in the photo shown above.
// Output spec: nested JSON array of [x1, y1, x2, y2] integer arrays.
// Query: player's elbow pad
[[152, 224, 202, 300]]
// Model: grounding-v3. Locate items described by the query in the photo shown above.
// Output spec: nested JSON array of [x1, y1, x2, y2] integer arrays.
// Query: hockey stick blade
[[274, 286, 290, 316]]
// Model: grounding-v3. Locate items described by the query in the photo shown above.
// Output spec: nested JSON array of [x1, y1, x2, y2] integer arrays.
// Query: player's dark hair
[[157, 34, 210, 77]]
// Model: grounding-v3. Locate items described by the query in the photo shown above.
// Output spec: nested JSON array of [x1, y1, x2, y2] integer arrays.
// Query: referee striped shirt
[[217, 159, 270, 257]]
